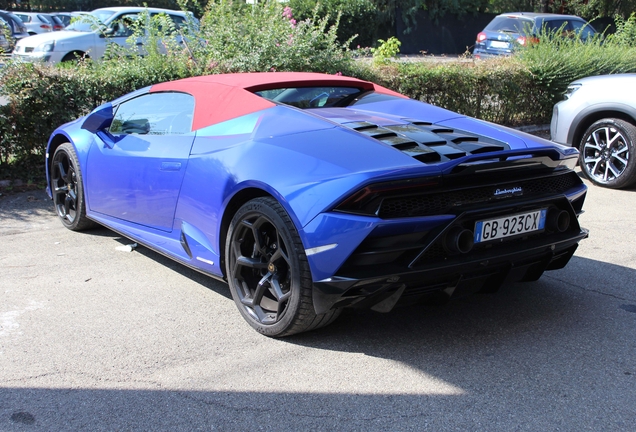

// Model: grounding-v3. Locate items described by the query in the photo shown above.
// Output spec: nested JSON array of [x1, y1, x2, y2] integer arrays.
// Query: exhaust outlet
[[548, 209, 570, 233], [445, 227, 474, 254]]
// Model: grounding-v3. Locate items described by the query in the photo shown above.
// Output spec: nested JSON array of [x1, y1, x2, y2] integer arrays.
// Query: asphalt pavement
[[1, 174, 635, 430]]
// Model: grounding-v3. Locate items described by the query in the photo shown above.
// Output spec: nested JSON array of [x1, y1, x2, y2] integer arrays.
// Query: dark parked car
[[0, 10, 29, 51], [46, 72, 588, 336], [474, 12, 597, 58]]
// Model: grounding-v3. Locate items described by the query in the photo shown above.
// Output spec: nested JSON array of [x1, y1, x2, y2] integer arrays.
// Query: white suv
[[12, 7, 191, 64], [551, 74, 636, 189]]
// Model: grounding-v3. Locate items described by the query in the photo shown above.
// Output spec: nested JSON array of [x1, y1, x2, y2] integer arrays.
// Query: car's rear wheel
[[51, 143, 96, 231], [579, 118, 636, 188], [225, 197, 340, 337]]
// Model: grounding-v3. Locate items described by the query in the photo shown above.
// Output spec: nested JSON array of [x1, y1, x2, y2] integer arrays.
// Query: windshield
[[486, 16, 534, 34], [66, 10, 115, 32]]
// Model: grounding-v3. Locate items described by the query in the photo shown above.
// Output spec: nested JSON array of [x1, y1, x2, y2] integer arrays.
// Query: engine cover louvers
[[344, 120, 510, 164]]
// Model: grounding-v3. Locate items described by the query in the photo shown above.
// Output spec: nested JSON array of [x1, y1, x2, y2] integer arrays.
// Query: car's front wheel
[[579, 118, 636, 188], [51, 143, 96, 231], [225, 197, 340, 337]]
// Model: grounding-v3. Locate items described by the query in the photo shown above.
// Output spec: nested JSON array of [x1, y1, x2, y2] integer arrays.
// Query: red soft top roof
[[149, 72, 406, 130]]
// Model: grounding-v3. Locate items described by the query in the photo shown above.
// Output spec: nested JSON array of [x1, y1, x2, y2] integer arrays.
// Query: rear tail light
[[334, 178, 440, 216], [476, 32, 487, 43], [517, 36, 539, 46], [40, 24, 51, 30]]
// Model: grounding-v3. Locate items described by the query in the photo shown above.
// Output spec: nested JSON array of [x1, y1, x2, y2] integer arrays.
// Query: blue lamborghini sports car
[[46, 72, 588, 336]]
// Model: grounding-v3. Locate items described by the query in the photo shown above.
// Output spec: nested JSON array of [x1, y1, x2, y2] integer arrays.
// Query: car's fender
[[566, 102, 636, 146], [45, 117, 95, 199]]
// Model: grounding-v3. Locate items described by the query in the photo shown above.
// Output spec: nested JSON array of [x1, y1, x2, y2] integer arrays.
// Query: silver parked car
[[14, 12, 55, 34], [551, 74, 636, 189]]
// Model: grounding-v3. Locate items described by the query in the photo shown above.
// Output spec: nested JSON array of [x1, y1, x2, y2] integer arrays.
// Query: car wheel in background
[[61, 51, 89, 62], [51, 143, 97, 231], [579, 118, 636, 189], [226, 197, 340, 337]]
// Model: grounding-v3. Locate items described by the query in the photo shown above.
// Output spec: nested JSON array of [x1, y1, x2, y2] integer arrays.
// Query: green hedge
[[287, 0, 380, 48], [375, 59, 553, 126]]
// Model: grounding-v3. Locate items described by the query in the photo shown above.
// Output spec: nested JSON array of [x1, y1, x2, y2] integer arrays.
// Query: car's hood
[[17, 30, 93, 46], [572, 73, 636, 87]]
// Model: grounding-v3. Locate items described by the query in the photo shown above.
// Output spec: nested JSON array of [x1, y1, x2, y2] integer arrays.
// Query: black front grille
[[379, 171, 581, 219]]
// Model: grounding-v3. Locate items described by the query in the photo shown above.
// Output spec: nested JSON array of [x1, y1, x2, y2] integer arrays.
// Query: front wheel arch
[[570, 110, 636, 149], [47, 134, 72, 188], [50, 142, 97, 230], [219, 188, 271, 279], [61, 51, 89, 62]]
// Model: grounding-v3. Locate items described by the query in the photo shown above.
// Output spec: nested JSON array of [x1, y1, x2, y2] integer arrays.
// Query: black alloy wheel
[[225, 197, 340, 337], [580, 118, 636, 189], [51, 143, 96, 231]]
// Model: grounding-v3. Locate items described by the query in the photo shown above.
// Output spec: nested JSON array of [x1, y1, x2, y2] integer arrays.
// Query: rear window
[[485, 16, 534, 34], [14, 13, 29, 22], [254, 87, 365, 109]]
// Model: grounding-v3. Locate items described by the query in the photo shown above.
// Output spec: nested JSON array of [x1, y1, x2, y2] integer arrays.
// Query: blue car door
[[86, 92, 195, 232]]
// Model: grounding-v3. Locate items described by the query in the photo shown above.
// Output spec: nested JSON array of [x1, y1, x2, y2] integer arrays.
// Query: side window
[[109, 92, 195, 136], [170, 15, 186, 29], [110, 13, 138, 38], [149, 13, 188, 33], [543, 19, 568, 33]]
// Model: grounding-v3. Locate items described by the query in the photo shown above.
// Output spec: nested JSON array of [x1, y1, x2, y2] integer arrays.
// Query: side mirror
[[81, 103, 114, 132], [100, 27, 114, 38]]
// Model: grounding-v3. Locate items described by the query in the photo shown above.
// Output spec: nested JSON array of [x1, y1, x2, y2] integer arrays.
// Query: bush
[[374, 58, 553, 125], [190, 1, 355, 74], [287, 0, 379, 48], [371, 36, 402, 65], [607, 13, 636, 46], [517, 27, 636, 108]]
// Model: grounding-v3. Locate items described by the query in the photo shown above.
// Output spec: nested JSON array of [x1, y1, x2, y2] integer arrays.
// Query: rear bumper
[[312, 227, 587, 313], [473, 48, 513, 58]]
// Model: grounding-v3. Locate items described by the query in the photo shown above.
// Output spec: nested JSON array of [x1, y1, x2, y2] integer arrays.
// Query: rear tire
[[225, 197, 340, 337], [51, 143, 96, 231], [579, 118, 636, 189]]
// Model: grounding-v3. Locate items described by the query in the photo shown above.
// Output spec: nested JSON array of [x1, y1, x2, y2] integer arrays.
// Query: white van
[[12, 7, 192, 64]]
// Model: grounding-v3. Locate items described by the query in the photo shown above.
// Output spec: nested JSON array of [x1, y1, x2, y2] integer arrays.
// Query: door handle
[[160, 162, 182, 171]]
